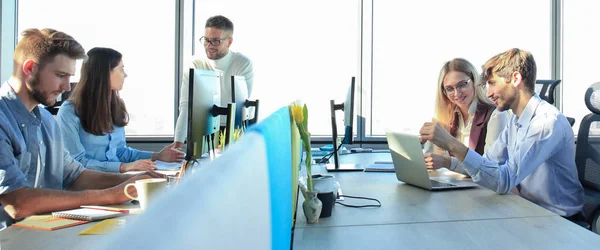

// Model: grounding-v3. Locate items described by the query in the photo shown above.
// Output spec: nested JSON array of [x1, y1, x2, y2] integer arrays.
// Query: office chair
[[44, 82, 76, 115], [536, 79, 575, 127], [575, 81, 600, 234]]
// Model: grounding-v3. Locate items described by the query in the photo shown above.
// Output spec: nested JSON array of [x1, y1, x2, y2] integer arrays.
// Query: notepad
[[52, 208, 124, 221], [364, 163, 395, 172], [13, 215, 88, 231], [81, 204, 140, 214]]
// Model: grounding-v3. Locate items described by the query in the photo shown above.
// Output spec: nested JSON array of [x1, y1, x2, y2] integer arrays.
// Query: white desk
[[293, 152, 600, 249], [2, 152, 600, 250]]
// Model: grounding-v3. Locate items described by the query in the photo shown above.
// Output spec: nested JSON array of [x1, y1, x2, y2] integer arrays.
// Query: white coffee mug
[[124, 178, 167, 210]]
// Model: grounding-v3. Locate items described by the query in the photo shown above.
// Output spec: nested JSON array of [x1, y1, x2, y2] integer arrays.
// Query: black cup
[[317, 192, 335, 218]]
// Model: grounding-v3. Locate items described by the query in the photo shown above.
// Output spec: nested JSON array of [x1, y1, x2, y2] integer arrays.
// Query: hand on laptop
[[419, 122, 455, 149], [424, 153, 451, 170], [420, 122, 469, 162]]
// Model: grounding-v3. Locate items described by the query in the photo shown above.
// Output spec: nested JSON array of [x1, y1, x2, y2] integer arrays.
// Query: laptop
[[385, 131, 478, 190]]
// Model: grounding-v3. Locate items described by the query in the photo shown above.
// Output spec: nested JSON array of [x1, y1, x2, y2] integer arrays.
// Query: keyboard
[[430, 179, 456, 188]]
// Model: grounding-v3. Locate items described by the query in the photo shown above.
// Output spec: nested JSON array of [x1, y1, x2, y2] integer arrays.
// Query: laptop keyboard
[[430, 179, 456, 188]]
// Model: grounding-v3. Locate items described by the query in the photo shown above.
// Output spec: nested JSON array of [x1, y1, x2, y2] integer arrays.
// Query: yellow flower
[[291, 105, 304, 124]]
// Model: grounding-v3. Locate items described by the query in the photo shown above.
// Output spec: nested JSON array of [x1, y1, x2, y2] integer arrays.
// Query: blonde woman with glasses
[[424, 58, 510, 174]]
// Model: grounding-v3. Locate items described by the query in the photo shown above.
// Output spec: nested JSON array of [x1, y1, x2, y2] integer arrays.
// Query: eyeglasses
[[199, 36, 230, 46], [443, 79, 471, 96]]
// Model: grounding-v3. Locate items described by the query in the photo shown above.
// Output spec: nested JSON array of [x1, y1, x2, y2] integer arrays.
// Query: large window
[[369, 1, 551, 137], [16, 1, 583, 141], [563, 1, 600, 135], [18, 0, 176, 136], [192, 0, 361, 136]]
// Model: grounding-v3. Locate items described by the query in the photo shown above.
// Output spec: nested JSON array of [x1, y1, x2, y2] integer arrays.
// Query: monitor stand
[[325, 153, 364, 172], [325, 163, 364, 172]]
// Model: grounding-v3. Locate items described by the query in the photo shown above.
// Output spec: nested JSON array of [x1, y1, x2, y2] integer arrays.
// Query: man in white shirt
[[419, 48, 584, 220], [174, 15, 254, 148]]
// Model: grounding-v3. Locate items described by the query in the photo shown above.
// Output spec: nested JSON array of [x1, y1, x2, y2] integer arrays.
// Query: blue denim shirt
[[462, 94, 584, 216], [56, 101, 152, 173], [0, 83, 85, 230]]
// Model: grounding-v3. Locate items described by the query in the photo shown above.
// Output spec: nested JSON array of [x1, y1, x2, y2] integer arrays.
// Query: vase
[[302, 191, 323, 224]]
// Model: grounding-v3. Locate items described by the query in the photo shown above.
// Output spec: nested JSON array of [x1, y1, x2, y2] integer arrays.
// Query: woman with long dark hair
[[57, 47, 183, 173]]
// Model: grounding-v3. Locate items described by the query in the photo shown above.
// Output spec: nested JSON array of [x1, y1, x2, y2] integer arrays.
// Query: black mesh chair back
[[575, 81, 600, 233], [535, 79, 575, 126], [536, 79, 561, 104]]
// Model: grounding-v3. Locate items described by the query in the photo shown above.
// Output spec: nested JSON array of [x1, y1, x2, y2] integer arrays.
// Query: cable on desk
[[336, 195, 381, 208], [316, 143, 343, 164]]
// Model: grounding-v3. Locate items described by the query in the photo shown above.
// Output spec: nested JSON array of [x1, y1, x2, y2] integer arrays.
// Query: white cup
[[313, 174, 336, 194], [124, 178, 167, 210]]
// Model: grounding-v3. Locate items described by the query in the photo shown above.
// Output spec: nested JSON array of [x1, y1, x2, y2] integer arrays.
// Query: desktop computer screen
[[186, 68, 221, 161], [230, 75, 249, 129], [326, 76, 363, 172]]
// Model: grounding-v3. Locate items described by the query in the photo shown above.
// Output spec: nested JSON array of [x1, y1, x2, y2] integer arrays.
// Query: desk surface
[[2, 152, 600, 250], [293, 152, 600, 249], [294, 216, 600, 250], [0, 215, 126, 250]]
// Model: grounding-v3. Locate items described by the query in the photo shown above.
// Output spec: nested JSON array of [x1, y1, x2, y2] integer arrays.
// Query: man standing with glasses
[[174, 15, 254, 148], [420, 48, 584, 223]]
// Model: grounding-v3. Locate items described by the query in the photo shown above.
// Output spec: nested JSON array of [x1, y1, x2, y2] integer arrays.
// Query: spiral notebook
[[52, 208, 124, 221], [13, 215, 88, 231]]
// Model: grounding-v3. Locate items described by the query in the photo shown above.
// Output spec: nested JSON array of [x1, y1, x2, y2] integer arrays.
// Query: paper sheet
[[78, 219, 126, 235]]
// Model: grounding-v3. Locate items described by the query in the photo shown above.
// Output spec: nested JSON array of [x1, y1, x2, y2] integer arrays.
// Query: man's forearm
[[0, 187, 118, 220], [447, 140, 469, 162], [68, 170, 129, 191]]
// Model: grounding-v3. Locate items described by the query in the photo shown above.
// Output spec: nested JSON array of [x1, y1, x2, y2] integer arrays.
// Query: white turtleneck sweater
[[174, 51, 254, 143]]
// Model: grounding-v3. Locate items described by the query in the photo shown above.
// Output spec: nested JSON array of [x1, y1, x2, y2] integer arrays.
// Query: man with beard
[[419, 48, 584, 222], [174, 15, 254, 148], [0, 28, 163, 231]]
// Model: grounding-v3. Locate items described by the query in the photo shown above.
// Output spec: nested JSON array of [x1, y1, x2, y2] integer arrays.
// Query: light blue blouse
[[56, 101, 152, 173]]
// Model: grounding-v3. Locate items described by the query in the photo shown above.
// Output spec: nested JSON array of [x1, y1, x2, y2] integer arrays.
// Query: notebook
[[81, 204, 140, 214], [364, 163, 395, 172], [13, 215, 88, 231], [386, 131, 478, 190], [52, 208, 125, 221]]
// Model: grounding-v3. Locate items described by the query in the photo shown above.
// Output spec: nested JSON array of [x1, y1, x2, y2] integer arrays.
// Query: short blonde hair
[[481, 48, 537, 93], [434, 58, 492, 127]]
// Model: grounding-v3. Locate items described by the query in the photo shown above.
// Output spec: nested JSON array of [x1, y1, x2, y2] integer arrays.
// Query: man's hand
[[120, 160, 157, 173], [420, 122, 469, 162], [109, 171, 166, 204], [153, 142, 185, 162], [424, 153, 451, 170], [419, 122, 456, 150], [129, 170, 166, 180]]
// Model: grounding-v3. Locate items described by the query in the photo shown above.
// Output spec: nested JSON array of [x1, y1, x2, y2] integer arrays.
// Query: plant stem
[[306, 151, 313, 192]]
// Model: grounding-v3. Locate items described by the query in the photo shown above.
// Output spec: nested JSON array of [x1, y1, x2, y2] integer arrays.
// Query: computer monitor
[[231, 75, 249, 129], [186, 69, 221, 161], [326, 76, 363, 172]]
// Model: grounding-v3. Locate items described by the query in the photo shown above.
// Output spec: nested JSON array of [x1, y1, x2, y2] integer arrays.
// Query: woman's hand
[[153, 142, 185, 162]]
